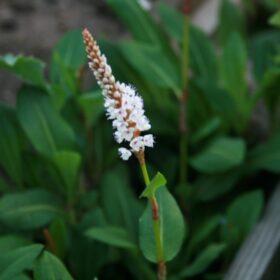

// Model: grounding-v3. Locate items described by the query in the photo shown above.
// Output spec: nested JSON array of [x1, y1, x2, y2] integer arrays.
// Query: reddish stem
[[43, 228, 57, 256], [182, 0, 192, 15]]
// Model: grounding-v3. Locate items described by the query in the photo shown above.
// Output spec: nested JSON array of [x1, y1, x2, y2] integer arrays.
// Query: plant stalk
[[43, 228, 58, 256], [179, 4, 190, 184], [138, 153, 166, 280]]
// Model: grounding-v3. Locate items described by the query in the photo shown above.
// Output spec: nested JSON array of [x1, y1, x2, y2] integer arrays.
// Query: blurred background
[[0, 0, 241, 103], [0, 0, 280, 279]]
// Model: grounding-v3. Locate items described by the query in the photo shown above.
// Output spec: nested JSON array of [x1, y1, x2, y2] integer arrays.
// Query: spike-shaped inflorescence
[[83, 29, 154, 160]]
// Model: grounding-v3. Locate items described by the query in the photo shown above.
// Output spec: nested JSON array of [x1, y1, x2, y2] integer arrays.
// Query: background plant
[[0, 0, 280, 279]]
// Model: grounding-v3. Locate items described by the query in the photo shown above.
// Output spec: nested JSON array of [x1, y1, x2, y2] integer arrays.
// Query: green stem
[[179, 14, 190, 184], [139, 159, 166, 280]]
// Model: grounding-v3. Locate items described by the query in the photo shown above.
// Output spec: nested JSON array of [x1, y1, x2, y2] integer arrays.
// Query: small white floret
[[118, 148, 132, 160], [130, 136, 144, 152], [143, 134, 154, 147]]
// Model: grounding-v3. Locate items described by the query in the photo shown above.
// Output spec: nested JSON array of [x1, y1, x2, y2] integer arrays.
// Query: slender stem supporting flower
[[137, 152, 166, 280]]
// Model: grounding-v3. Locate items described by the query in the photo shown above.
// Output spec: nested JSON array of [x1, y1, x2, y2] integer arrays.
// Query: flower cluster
[[83, 29, 154, 160]]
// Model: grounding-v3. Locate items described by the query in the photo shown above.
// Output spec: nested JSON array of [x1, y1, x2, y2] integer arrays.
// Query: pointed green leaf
[[190, 27, 218, 82], [218, 0, 245, 45], [178, 244, 226, 278], [0, 190, 62, 230], [34, 251, 73, 280], [86, 226, 137, 250], [158, 3, 183, 41], [53, 151, 81, 202], [140, 172, 167, 198], [106, 0, 162, 45], [188, 216, 221, 255], [248, 131, 280, 172], [0, 244, 43, 280], [78, 91, 104, 127], [17, 86, 76, 157], [119, 42, 181, 96], [51, 29, 86, 72], [222, 190, 264, 244], [139, 187, 186, 262], [0, 54, 46, 87], [0, 235, 32, 254], [0, 105, 22, 185], [190, 137, 246, 174], [101, 166, 144, 243], [221, 33, 248, 114]]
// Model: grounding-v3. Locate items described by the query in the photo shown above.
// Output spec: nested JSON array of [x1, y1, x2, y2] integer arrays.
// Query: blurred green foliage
[[0, 0, 279, 279]]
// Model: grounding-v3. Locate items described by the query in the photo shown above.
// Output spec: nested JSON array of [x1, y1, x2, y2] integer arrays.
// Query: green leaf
[[10, 274, 31, 280], [220, 33, 248, 114], [140, 172, 167, 198], [86, 226, 137, 250], [49, 29, 86, 99], [17, 86, 76, 157], [250, 31, 280, 83], [139, 187, 186, 262], [195, 80, 235, 118], [0, 244, 43, 280], [218, 0, 245, 45], [34, 251, 73, 280], [78, 91, 104, 127], [188, 217, 221, 255], [158, 3, 183, 41], [195, 167, 242, 201], [0, 235, 32, 254], [51, 29, 86, 72], [50, 53, 78, 100], [191, 117, 222, 144], [49, 219, 68, 260], [222, 190, 264, 244], [101, 166, 144, 243], [178, 244, 226, 278], [0, 54, 46, 87], [190, 137, 246, 174], [119, 42, 181, 96], [106, 0, 162, 45], [0, 189, 62, 230], [255, 67, 280, 118], [0, 105, 22, 185], [53, 151, 81, 202], [269, 10, 280, 27], [190, 27, 218, 82], [248, 131, 280, 172]]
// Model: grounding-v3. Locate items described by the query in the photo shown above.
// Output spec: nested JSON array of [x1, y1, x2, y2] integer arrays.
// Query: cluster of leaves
[[0, 0, 279, 279]]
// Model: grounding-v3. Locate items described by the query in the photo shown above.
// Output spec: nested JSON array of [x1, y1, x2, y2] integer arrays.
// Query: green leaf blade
[[0, 190, 62, 230], [0, 55, 46, 87], [34, 251, 73, 280], [140, 172, 167, 198], [139, 187, 186, 262], [86, 226, 137, 250], [190, 137, 246, 174], [17, 86, 77, 157], [0, 244, 44, 280]]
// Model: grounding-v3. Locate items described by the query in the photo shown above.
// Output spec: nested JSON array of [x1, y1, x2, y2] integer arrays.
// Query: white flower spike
[[83, 29, 155, 160]]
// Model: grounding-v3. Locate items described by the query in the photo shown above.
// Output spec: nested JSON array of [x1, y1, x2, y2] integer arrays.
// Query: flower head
[[83, 29, 155, 160]]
